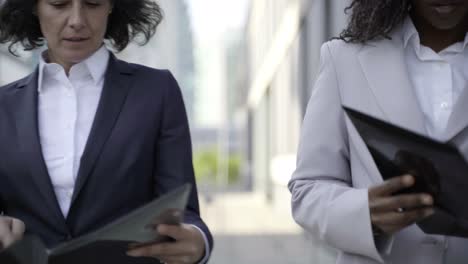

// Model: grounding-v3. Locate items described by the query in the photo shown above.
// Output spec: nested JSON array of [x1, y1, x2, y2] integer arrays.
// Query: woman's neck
[[410, 11, 468, 53]]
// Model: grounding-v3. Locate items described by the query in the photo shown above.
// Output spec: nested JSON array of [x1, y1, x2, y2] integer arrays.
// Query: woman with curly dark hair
[[289, 0, 468, 263], [0, 1, 212, 263]]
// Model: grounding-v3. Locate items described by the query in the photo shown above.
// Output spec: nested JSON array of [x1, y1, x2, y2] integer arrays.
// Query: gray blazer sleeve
[[288, 42, 385, 263]]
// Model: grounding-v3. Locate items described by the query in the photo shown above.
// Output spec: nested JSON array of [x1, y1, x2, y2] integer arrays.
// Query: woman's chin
[[60, 53, 93, 66], [55, 47, 99, 65]]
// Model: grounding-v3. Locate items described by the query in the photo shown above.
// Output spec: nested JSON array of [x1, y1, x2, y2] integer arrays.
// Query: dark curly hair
[[0, 0, 163, 55], [339, 0, 411, 43]]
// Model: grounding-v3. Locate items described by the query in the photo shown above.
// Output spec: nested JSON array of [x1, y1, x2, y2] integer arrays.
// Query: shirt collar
[[402, 16, 468, 54], [38, 45, 110, 93], [402, 16, 419, 49]]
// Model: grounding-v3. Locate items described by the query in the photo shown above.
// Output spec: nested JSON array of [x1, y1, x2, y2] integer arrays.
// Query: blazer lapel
[[71, 55, 134, 205], [9, 70, 66, 225], [357, 37, 427, 135]]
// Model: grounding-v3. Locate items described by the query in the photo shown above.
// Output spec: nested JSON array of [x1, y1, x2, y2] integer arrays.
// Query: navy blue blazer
[[0, 55, 212, 263]]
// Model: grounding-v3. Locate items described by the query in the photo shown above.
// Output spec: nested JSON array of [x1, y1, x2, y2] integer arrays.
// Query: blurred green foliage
[[193, 148, 242, 185]]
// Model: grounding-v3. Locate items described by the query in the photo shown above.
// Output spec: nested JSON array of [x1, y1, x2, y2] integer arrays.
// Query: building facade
[[116, 0, 196, 123], [245, 0, 350, 262]]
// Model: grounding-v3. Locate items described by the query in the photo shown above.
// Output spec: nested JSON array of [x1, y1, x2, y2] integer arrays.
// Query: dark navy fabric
[[0, 55, 212, 263]]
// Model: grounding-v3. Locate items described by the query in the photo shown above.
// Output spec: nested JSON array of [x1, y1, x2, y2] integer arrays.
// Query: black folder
[[0, 184, 191, 264], [344, 107, 468, 237]]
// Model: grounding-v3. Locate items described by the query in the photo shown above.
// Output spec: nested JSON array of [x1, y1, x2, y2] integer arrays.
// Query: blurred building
[[244, 0, 350, 262], [118, 0, 196, 123], [191, 27, 250, 190], [0, 46, 37, 86], [245, 0, 350, 199]]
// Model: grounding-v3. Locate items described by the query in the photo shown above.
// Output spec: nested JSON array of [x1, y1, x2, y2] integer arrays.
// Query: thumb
[[10, 218, 25, 239]]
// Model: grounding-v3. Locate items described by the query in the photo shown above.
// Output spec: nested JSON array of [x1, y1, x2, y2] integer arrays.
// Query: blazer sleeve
[[0, 173, 4, 214], [152, 71, 214, 253], [288, 42, 386, 263]]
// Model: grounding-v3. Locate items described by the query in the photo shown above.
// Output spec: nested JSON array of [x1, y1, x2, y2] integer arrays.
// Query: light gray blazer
[[289, 25, 468, 264]]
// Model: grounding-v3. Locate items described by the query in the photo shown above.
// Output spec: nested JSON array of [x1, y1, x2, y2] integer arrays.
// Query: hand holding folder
[[0, 184, 191, 264], [344, 107, 468, 237], [0, 217, 25, 252]]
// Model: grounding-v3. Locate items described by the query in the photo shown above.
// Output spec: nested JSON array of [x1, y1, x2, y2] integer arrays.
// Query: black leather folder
[[0, 184, 191, 264], [344, 107, 468, 237]]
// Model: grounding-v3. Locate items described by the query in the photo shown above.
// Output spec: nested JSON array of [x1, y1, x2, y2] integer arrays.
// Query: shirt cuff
[[189, 224, 210, 264]]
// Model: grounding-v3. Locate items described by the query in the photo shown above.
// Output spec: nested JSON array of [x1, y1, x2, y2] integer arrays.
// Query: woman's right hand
[[0, 216, 25, 250], [369, 175, 434, 235]]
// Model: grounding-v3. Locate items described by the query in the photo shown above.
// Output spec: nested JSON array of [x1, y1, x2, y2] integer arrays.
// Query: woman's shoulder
[[323, 33, 402, 57], [117, 59, 175, 84], [320, 39, 365, 61], [0, 73, 33, 96], [118, 60, 170, 77], [112, 59, 182, 98], [320, 36, 397, 67]]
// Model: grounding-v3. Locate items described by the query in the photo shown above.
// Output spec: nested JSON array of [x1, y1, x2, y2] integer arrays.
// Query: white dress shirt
[[38, 46, 210, 262], [403, 17, 468, 140], [38, 45, 109, 217]]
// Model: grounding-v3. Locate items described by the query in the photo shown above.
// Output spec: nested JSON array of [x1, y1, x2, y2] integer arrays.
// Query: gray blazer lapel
[[8, 70, 67, 226], [70, 55, 134, 207], [357, 36, 427, 135]]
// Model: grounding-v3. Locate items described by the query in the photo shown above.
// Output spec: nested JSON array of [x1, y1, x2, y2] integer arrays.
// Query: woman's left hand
[[126, 224, 205, 264]]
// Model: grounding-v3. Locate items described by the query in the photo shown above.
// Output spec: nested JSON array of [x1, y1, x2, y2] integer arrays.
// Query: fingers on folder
[[0, 217, 25, 250]]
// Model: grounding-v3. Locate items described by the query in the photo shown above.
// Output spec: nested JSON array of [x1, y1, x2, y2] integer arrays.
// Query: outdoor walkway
[[199, 191, 337, 264]]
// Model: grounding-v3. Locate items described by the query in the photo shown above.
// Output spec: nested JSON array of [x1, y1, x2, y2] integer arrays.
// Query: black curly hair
[[0, 0, 163, 55], [339, 0, 411, 43]]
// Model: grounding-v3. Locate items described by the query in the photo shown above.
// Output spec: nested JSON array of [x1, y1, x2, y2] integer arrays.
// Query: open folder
[[0, 184, 191, 264], [344, 107, 468, 238]]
